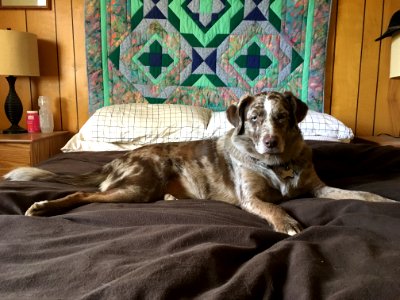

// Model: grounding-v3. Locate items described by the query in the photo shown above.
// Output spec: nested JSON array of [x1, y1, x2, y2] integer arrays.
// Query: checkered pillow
[[80, 103, 212, 144], [205, 111, 234, 137], [299, 110, 354, 142], [63, 105, 354, 152], [203, 110, 354, 142]]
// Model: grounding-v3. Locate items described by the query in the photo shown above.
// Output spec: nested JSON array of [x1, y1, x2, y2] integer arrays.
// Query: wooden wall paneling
[[0, 11, 32, 131], [355, 0, 383, 136], [330, 0, 365, 132], [1, 1, 398, 137], [54, 0, 79, 133], [375, 0, 400, 136], [26, 1, 62, 131], [324, 0, 337, 114], [72, 0, 90, 129]]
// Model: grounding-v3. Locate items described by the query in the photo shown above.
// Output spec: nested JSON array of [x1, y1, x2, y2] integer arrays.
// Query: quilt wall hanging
[[85, 0, 332, 113]]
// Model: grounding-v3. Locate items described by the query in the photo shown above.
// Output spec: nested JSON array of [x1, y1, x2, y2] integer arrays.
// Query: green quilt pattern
[[85, 0, 331, 113]]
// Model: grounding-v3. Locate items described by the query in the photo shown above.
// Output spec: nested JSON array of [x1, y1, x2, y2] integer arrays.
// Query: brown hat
[[375, 10, 400, 41]]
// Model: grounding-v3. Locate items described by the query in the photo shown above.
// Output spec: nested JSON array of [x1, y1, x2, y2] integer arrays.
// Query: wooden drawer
[[0, 131, 70, 176], [0, 143, 31, 165], [0, 144, 30, 176]]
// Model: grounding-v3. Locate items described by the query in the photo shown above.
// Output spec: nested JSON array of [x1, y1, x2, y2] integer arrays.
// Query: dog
[[4, 91, 395, 235]]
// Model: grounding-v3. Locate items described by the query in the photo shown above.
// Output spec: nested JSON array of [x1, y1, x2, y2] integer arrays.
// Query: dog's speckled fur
[[4, 91, 395, 235]]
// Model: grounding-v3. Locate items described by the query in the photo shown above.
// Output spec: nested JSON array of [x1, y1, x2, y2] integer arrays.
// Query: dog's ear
[[283, 91, 308, 124], [226, 105, 239, 128], [227, 94, 253, 135]]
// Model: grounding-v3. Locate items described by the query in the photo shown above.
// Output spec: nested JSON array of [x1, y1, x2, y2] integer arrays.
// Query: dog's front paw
[[164, 193, 178, 201], [358, 192, 397, 203], [273, 215, 303, 236], [370, 194, 397, 203], [25, 201, 50, 216]]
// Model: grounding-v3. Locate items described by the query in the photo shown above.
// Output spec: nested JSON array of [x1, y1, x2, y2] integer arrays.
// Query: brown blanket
[[0, 141, 399, 299]]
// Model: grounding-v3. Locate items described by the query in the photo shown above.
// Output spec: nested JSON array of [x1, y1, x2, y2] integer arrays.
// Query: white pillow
[[80, 103, 211, 143], [205, 111, 234, 137], [299, 110, 354, 142], [62, 132, 144, 152], [203, 110, 354, 142], [62, 105, 354, 152]]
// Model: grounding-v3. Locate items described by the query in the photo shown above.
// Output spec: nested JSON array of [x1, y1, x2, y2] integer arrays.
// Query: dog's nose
[[264, 136, 278, 149]]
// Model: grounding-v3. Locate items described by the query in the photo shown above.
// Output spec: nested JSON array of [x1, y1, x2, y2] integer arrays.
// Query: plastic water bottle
[[38, 96, 54, 133]]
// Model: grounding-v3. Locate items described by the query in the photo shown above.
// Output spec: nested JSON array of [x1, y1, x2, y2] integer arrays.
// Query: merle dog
[[4, 92, 395, 235]]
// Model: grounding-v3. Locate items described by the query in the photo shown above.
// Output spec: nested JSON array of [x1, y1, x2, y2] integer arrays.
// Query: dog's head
[[226, 91, 308, 160]]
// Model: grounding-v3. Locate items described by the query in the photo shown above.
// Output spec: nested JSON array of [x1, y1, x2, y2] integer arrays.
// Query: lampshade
[[0, 29, 40, 77], [390, 32, 400, 78]]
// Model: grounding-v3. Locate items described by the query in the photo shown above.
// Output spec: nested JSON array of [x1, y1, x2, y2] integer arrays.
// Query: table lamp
[[376, 10, 400, 136], [390, 32, 400, 78], [389, 31, 400, 136], [0, 29, 40, 134], [376, 10, 400, 78]]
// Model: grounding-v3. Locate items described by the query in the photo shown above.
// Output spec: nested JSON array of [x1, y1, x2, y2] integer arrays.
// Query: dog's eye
[[276, 113, 287, 121], [251, 115, 258, 122]]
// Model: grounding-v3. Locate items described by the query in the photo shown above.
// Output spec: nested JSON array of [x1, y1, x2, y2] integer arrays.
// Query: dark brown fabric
[[0, 142, 399, 299]]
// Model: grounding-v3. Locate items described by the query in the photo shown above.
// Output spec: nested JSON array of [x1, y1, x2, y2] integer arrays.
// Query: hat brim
[[376, 27, 400, 41]]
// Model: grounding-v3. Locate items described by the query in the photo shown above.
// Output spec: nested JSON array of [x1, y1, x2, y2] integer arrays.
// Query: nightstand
[[355, 135, 400, 147], [0, 131, 71, 176]]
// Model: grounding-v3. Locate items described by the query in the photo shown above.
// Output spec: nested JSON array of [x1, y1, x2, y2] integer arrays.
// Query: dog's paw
[[356, 191, 397, 203], [164, 194, 178, 201], [25, 201, 50, 216], [315, 186, 397, 203], [369, 194, 397, 203], [273, 216, 303, 236]]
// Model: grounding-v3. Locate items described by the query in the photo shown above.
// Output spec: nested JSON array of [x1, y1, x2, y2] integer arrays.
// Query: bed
[[0, 104, 399, 299]]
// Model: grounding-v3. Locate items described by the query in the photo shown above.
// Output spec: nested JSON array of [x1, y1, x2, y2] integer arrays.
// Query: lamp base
[[3, 124, 27, 134], [3, 76, 27, 135]]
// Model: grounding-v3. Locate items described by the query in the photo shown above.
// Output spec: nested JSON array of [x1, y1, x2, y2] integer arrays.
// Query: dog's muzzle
[[256, 135, 283, 154], [264, 136, 278, 149]]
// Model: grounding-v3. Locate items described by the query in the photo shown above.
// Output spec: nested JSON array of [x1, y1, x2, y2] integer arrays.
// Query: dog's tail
[[3, 167, 106, 187]]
